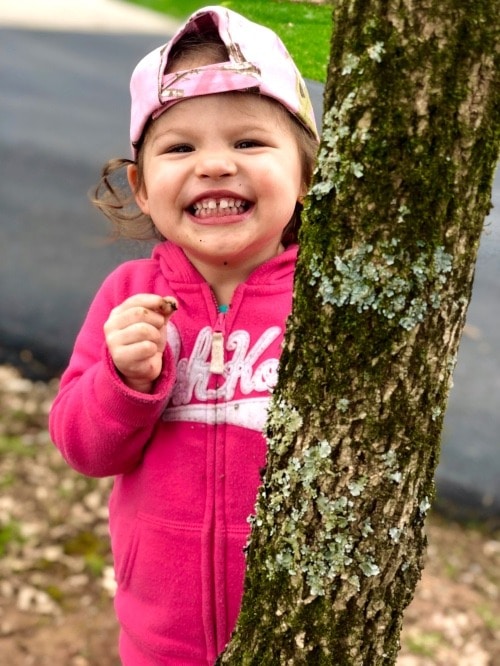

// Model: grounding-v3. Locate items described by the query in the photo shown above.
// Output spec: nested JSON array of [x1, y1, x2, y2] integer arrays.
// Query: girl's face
[[128, 92, 305, 282]]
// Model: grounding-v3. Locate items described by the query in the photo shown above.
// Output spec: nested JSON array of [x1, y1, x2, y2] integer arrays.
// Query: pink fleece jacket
[[49, 241, 297, 665]]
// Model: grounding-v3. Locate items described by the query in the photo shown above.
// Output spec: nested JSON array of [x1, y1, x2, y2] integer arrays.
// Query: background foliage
[[124, 0, 333, 81]]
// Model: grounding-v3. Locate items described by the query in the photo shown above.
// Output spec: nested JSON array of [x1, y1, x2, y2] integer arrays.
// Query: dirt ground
[[1, 365, 499, 665]]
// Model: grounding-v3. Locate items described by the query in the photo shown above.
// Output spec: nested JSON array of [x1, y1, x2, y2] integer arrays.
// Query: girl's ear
[[127, 163, 150, 215]]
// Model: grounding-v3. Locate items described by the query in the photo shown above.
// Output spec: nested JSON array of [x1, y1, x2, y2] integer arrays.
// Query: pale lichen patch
[[310, 92, 358, 199], [388, 527, 402, 543], [367, 41, 385, 62], [348, 477, 368, 497], [266, 397, 303, 456], [336, 398, 350, 413], [308, 240, 453, 330], [342, 53, 361, 75], [358, 558, 381, 577], [419, 496, 432, 515], [431, 406, 442, 421]]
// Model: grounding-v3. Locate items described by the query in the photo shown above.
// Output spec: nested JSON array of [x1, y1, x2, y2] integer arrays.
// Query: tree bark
[[218, 0, 499, 663]]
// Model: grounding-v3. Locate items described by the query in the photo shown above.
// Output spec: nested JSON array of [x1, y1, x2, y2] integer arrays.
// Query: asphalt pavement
[[1, 1, 499, 520]]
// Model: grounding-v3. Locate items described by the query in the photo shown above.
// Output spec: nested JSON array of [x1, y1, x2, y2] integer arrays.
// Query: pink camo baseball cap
[[129, 5, 319, 157]]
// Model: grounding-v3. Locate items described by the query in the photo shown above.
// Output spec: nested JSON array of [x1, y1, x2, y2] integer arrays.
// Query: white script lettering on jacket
[[162, 324, 282, 431]]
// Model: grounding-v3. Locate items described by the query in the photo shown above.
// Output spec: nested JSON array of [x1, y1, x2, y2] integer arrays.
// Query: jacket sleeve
[[48, 268, 176, 478]]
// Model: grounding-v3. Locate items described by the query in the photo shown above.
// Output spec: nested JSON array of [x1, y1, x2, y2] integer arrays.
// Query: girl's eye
[[166, 144, 194, 154], [236, 140, 262, 149]]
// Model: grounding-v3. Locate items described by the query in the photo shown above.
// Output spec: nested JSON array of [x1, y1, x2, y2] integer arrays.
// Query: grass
[[477, 603, 500, 632], [405, 630, 446, 657], [0, 520, 24, 557], [63, 530, 109, 577], [0, 435, 38, 457], [124, 0, 333, 81]]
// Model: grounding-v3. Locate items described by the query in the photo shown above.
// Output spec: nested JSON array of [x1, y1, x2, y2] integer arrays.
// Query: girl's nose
[[195, 151, 237, 179]]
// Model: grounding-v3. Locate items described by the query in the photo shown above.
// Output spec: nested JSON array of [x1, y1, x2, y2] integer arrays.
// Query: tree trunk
[[218, 0, 499, 663]]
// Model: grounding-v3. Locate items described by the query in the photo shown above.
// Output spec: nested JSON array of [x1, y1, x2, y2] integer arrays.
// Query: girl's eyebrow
[[151, 124, 271, 143], [149, 128, 191, 146]]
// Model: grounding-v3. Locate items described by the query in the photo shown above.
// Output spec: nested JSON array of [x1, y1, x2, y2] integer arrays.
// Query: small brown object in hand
[[157, 296, 178, 315]]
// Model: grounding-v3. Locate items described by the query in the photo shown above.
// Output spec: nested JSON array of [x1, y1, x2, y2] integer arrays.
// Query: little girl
[[49, 6, 319, 665]]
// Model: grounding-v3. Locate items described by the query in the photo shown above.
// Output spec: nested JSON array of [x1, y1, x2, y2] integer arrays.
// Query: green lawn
[[124, 0, 332, 81]]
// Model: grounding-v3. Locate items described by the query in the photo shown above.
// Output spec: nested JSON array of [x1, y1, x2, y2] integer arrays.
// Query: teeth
[[192, 198, 248, 217]]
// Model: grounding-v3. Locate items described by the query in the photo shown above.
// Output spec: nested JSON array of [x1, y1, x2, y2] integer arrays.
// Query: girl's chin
[[187, 240, 282, 268], [190, 244, 248, 261]]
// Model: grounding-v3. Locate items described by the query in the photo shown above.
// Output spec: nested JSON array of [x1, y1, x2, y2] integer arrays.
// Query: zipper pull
[[210, 331, 225, 375], [210, 310, 227, 375]]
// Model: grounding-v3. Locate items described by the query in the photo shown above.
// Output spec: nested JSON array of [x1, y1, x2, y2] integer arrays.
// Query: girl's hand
[[104, 294, 178, 393]]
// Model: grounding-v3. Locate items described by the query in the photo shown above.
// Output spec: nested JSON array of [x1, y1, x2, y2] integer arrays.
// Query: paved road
[[0, 29, 161, 374], [1, 27, 498, 519], [437, 171, 500, 522]]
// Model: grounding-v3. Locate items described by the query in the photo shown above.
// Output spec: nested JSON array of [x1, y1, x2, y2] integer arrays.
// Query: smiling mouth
[[190, 197, 251, 218]]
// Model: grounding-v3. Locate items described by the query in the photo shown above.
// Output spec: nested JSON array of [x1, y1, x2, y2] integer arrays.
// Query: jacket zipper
[[209, 304, 227, 652]]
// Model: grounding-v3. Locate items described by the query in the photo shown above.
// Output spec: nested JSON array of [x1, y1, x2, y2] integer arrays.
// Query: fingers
[[110, 336, 162, 382], [107, 294, 177, 331], [107, 321, 165, 353], [103, 294, 178, 392]]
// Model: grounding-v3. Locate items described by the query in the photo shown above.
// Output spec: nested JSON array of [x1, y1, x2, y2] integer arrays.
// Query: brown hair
[[91, 34, 318, 245]]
